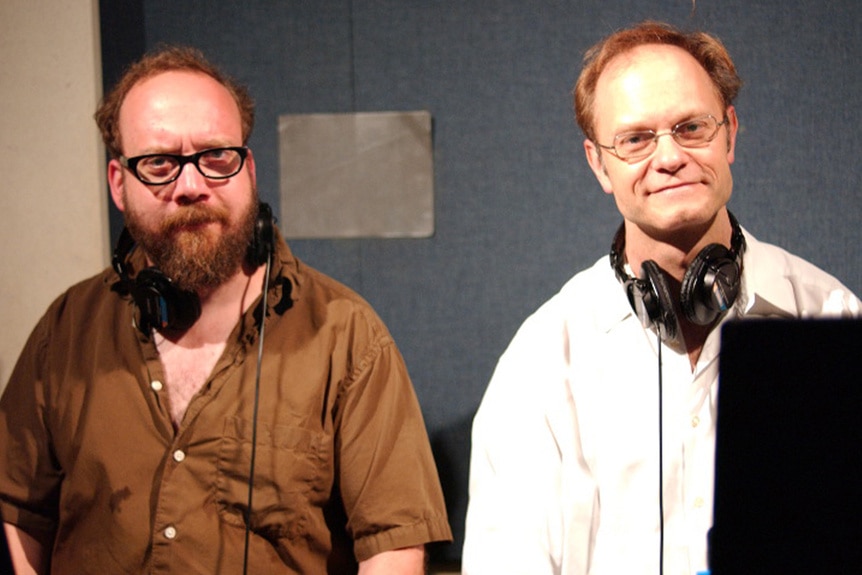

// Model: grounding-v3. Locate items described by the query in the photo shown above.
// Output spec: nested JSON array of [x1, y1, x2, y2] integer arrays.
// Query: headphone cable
[[242, 251, 272, 575], [657, 330, 665, 575]]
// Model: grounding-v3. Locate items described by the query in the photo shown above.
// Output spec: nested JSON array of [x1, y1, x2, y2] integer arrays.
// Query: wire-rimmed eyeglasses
[[119, 146, 249, 185], [596, 115, 729, 162]]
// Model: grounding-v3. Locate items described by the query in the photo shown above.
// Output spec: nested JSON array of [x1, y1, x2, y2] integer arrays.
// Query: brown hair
[[573, 21, 741, 142], [95, 45, 255, 158]]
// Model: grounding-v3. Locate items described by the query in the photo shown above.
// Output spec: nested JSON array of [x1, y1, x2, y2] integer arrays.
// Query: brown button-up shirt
[[0, 235, 452, 574]]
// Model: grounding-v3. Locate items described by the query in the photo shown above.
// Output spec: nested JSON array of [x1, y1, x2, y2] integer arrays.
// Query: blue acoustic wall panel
[[101, 0, 862, 565]]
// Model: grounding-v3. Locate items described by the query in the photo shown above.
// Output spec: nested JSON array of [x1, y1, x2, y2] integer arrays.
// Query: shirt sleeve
[[462, 309, 598, 575], [463, 350, 565, 574], [0, 307, 63, 535], [334, 334, 452, 561]]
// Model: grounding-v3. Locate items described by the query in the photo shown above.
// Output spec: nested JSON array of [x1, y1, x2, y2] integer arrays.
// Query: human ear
[[724, 105, 739, 164], [584, 139, 614, 195], [107, 159, 126, 212], [245, 148, 257, 187]]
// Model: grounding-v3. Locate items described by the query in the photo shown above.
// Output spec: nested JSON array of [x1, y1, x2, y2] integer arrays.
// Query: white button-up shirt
[[463, 229, 860, 575]]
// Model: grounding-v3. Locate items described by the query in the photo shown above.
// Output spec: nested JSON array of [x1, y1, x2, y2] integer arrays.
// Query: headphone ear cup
[[131, 268, 202, 334], [680, 244, 739, 325], [248, 202, 275, 267], [637, 260, 680, 342]]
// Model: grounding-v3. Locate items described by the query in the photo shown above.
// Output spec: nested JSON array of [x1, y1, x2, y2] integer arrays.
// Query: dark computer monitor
[[710, 318, 862, 574]]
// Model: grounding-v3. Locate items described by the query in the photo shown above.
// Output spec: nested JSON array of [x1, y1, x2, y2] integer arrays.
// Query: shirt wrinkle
[[0, 229, 452, 574], [463, 229, 860, 575]]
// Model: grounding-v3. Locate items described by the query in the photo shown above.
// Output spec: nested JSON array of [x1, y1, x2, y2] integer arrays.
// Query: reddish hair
[[94, 45, 255, 158], [573, 21, 741, 142]]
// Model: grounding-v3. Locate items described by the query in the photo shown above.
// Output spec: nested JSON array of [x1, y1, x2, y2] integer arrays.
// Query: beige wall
[[0, 0, 108, 389]]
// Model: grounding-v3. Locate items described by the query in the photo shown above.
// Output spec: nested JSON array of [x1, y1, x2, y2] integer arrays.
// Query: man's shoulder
[[524, 254, 619, 324], [499, 254, 622, 354], [14, 266, 125, 365], [278, 246, 394, 342], [42, 266, 120, 319], [743, 230, 853, 289], [741, 230, 861, 314], [292, 258, 382, 316]]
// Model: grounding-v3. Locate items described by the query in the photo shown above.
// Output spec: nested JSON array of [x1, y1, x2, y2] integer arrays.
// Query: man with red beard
[[0, 47, 451, 574]]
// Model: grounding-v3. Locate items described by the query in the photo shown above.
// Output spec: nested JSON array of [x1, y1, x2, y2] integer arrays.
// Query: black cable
[[242, 253, 272, 575], [657, 330, 665, 575]]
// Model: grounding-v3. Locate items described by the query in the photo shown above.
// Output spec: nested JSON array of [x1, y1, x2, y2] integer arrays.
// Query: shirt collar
[[734, 228, 797, 319], [596, 226, 801, 337], [596, 255, 638, 333]]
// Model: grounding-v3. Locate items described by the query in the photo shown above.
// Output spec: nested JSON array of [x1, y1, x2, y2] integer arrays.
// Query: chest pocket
[[215, 416, 331, 540]]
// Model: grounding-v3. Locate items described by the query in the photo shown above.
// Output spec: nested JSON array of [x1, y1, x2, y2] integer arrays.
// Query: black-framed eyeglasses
[[119, 146, 249, 185], [596, 115, 729, 162]]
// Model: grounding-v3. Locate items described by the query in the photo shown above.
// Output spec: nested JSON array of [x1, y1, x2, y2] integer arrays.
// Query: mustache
[[161, 204, 231, 233]]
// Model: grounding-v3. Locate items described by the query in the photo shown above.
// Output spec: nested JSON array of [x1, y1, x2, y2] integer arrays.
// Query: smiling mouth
[[652, 182, 699, 194]]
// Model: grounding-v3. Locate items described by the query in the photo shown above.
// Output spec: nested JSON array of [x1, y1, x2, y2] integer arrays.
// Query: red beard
[[126, 198, 258, 293]]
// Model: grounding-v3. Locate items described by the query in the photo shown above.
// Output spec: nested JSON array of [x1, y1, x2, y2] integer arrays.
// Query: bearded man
[[0, 46, 452, 575]]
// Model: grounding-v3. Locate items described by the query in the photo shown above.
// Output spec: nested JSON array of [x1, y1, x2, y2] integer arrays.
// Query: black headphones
[[112, 202, 275, 334], [610, 212, 746, 342]]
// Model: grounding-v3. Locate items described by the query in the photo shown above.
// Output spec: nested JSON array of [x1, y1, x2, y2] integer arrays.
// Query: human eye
[[615, 131, 654, 153], [138, 155, 178, 179], [199, 148, 241, 176], [675, 117, 712, 142], [201, 148, 236, 164], [204, 147, 229, 160]]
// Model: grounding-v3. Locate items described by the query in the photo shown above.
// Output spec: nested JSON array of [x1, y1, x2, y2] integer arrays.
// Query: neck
[[657, 271, 715, 370], [623, 210, 732, 282]]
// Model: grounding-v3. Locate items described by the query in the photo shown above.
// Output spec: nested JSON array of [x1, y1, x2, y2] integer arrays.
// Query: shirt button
[[694, 497, 705, 508], [691, 415, 700, 428], [151, 380, 163, 391], [164, 525, 177, 539], [173, 450, 186, 463]]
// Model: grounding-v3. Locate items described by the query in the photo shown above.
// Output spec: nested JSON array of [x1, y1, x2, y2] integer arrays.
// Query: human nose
[[651, 130, 686, 170], [652, 130, 675, 145], [171, 161, 210, 203]]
